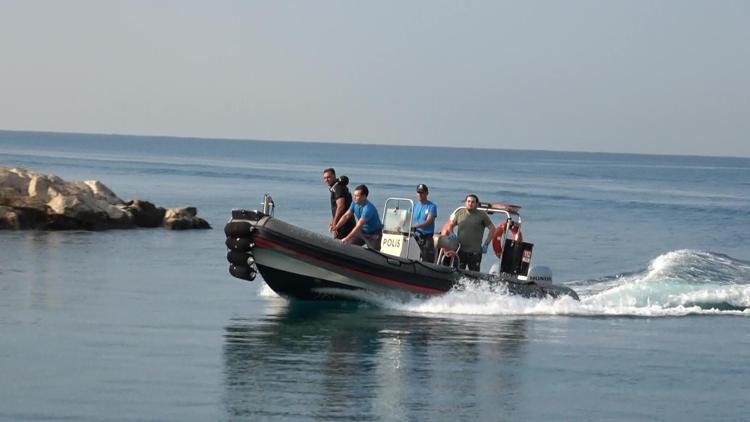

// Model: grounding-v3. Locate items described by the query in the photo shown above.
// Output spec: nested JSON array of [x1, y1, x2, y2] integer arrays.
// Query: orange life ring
[[491, 221, 507, 257], [492, 221, 523, 257]]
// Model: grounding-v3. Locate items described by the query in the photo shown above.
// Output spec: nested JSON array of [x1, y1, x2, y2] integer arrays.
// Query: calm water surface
[[1, 131, 749, 421]]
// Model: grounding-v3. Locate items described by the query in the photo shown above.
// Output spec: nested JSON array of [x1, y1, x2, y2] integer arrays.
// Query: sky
[[1, 1, 748, 157]]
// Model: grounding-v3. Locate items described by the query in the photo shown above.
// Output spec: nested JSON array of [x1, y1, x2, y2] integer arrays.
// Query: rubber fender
[[224, 221, 254, 237], [229, 264, 256, 281], [225, 237, 255, 251], [227, 250, 254, 266]]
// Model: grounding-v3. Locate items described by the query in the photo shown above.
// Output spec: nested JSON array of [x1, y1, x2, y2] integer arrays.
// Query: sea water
[[1, 130, 748, 421]]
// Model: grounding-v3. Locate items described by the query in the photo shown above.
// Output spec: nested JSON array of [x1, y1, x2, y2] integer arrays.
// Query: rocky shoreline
[[0, 167, 211, 231]]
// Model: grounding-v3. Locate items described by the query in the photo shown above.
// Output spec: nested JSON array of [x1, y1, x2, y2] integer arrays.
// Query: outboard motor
[[527, 266, 554, 286], [500, 238, 534, 276]]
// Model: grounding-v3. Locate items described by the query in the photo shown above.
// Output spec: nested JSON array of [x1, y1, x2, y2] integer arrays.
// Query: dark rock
[[0, 206, 48, 230], [163, 207, 212, 230], [125, 200, 166, 228], [164, 216, 212, 230]]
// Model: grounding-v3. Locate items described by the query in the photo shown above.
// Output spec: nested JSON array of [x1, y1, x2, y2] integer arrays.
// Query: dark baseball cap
[[416, 184, 428, 193]]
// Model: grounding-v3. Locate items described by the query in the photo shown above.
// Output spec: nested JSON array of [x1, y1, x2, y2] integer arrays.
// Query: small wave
[[574, 249, 750, 315], [373, 282, 750, 317], [579, 280, 750, 314]]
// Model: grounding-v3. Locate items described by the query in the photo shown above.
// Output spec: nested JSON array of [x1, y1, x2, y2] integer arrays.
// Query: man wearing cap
[[412, 184, 437, 263], [446, 193, 495, 271]]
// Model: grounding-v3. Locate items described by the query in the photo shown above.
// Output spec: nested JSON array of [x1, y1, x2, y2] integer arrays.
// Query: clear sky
[[1, 1, 748, 157]]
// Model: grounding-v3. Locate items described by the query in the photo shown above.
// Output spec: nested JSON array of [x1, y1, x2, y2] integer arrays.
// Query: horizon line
[[1, 128, 747, 160]]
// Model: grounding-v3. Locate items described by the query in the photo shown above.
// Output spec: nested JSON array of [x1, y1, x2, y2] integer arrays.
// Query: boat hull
[[224, 210, 579, 302]]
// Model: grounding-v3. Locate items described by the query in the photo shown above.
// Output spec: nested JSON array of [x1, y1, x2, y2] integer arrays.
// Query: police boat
[[224, 195, 579, 301]]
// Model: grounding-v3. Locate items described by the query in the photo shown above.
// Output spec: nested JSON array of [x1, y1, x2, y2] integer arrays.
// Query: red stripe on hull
[[253, 236, 444, 295]]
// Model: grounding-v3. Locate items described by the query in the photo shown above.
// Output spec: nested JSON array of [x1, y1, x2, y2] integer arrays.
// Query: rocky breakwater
[[0, 167, 211, 230]]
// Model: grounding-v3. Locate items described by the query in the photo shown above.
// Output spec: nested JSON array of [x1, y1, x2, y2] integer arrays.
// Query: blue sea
[[1, 130, 749, 421]]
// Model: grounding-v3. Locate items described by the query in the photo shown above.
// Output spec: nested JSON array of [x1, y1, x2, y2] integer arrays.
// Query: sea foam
[[367, 249, 750, 317]]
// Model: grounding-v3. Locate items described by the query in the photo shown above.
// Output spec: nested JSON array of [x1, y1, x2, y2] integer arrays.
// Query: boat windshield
[[382, 198, 414, 235]]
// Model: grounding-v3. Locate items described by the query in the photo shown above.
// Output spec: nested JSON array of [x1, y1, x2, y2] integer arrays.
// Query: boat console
[[380, 197, 421, 260]]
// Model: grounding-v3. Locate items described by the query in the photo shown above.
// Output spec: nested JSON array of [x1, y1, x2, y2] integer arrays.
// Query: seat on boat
[[434, 234, 460, 267]]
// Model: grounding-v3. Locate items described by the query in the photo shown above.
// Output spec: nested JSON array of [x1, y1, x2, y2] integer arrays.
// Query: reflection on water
[[223, 301, 528, 420], [0, 231, 97, 314]]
